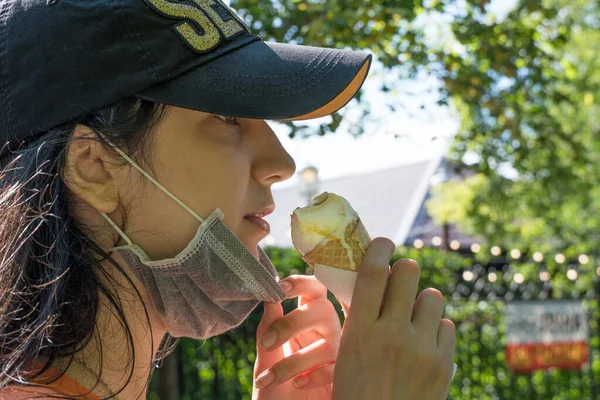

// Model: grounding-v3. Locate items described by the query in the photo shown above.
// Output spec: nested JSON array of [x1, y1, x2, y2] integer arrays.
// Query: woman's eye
[[214, 114, 239, 126]]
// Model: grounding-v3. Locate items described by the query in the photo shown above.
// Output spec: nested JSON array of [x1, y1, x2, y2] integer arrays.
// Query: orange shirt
[[0, 363, 101, 400]]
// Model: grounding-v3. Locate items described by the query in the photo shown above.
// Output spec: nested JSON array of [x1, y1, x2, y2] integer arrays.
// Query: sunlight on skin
[[283, 341, 293, 358]]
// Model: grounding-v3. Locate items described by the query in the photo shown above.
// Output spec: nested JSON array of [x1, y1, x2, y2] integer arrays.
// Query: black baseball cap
[[0, 0, 372, 149]]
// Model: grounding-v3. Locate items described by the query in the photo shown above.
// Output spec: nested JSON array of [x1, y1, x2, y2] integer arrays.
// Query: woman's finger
[[293, 363, 335, 390], [256, 302, 284, 338], [347, 238, 394, 324], [379, 258, 421, 322], [412, 288, 445, 343], [254, 302, 286, 375], [254, 338, 337, 390], [438, 318, 456, 357], [257, 298, 339, 351], [279, 275, 328, 306]]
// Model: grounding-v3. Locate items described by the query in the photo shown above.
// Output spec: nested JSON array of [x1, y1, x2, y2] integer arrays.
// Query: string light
[[555, 253, 566, 264], [491, 246, 502, 256], [513, 273, 525, 284], [450, 240, 460, 250], [567, 269, 578, 281], [432, 236, 442, 246], [488, 272, 497, 282], [471, 243, 481, 253], [533, 252, 544, 262], [413, 239, 424, 249], [463, 271, 475, 281], [579, 254, 590, 265], [510, 249, 521, 259], [540, 271, 550, 281]]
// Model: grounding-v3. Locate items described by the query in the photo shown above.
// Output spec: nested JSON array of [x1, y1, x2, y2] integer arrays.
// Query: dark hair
[[0, 98, 173, 398]]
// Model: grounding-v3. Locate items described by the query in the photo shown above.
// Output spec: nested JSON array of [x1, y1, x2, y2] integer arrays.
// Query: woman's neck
[[59, 257, 168, 399]]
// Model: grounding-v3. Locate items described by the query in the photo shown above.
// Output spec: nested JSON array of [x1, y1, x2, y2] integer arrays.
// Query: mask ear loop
[[94, 131, 206, 246], [101, 212, 133, 246]]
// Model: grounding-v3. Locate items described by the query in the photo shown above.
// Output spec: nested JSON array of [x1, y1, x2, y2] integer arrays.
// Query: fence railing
[[149, 246, 600, 400]]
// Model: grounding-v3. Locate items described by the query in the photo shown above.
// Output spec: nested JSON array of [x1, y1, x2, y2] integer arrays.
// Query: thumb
[[334, 295, 350, 319], [254, 302, 285, 376]]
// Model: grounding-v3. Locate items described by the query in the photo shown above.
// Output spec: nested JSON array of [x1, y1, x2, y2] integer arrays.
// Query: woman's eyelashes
[[214, 114, 240, 126]]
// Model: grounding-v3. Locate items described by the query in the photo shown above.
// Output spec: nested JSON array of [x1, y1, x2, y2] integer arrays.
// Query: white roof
[[262, 158, 442, 248]]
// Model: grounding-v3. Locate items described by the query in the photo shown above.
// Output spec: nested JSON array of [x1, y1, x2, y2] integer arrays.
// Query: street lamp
[[298, 166, 320, 205]]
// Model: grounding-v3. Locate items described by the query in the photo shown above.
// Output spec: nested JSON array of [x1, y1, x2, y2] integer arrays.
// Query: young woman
[[0, 0, 456, 399]]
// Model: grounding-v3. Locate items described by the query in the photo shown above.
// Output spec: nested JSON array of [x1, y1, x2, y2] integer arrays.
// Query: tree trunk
[[442, 222, 450, 251], [157, 346, 180, 400]]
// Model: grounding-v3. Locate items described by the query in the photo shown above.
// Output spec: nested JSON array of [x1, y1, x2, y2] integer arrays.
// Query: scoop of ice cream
[[290, 192, 358, 256], [291, 191, 370, 306]]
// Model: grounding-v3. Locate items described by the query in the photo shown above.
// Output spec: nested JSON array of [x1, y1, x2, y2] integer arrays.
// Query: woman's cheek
[[221, 208, 244, 234]]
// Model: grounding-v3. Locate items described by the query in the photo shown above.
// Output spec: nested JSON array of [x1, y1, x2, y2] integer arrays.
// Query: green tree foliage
[[231, 0, 599, 251], [428, 0, 600, 255], [426, 175, 484, 226]]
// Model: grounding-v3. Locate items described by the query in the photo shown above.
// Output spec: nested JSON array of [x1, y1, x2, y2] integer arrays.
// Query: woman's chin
[[238, 240, 260, 259], [237, 235, 260, 259], [239, 220, 268, 258], [249, 246, 260, 259]]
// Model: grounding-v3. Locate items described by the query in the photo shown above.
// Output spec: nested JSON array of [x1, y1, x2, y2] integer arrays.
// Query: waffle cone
[[303, 218, 371, 271]]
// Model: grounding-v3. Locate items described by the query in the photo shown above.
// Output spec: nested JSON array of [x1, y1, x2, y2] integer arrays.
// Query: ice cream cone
[[303, 217, 371, 271], [290, 192, 372, 305]]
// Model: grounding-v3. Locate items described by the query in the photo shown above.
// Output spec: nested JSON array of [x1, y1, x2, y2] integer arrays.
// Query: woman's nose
[[252, 122, 296, 186]]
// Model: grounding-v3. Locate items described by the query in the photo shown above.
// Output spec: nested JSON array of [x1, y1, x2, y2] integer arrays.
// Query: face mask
[[98, 138, 286, 339]]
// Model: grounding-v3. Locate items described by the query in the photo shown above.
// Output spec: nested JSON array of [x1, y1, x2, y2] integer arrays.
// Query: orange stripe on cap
[[284, 58, 371, 121]]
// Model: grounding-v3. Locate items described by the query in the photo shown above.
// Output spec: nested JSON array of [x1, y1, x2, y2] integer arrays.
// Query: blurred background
[[149, 0, 600, 398]]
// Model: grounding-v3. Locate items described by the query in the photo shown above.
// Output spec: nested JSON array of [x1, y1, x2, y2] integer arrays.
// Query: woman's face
[[117, 106, 296, 260]]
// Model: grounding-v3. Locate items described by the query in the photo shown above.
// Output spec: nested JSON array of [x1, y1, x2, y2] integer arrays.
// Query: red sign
[[506, 341, 588, 373], [504, 301, 589, 373]]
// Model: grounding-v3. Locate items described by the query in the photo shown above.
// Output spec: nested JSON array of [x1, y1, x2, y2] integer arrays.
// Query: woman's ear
[[63, 125, 122, 214]]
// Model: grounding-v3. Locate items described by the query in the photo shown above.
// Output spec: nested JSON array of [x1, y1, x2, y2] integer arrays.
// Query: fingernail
[[279, 281, 292, 293], [294, 375, 310, 388], [259, 331, 277, 350], [255, 369, 275, 389]]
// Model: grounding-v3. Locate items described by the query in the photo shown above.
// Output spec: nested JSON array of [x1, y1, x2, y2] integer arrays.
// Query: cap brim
[[136, 40, 372, 121]]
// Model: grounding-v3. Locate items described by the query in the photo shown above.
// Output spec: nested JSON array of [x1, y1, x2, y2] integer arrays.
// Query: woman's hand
[[333, 238, 456, 400], [252, 275, 341, 400]]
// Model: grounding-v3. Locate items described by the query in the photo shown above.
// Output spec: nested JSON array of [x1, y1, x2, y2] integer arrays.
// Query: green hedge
[[149, 246, 600, 399]]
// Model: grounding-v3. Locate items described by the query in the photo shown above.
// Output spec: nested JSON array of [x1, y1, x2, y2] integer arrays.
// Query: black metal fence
[[149, 246, 600, 399]]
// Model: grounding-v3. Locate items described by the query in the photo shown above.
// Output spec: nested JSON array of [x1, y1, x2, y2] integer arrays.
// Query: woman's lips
[[244, 216, 271, 234]]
